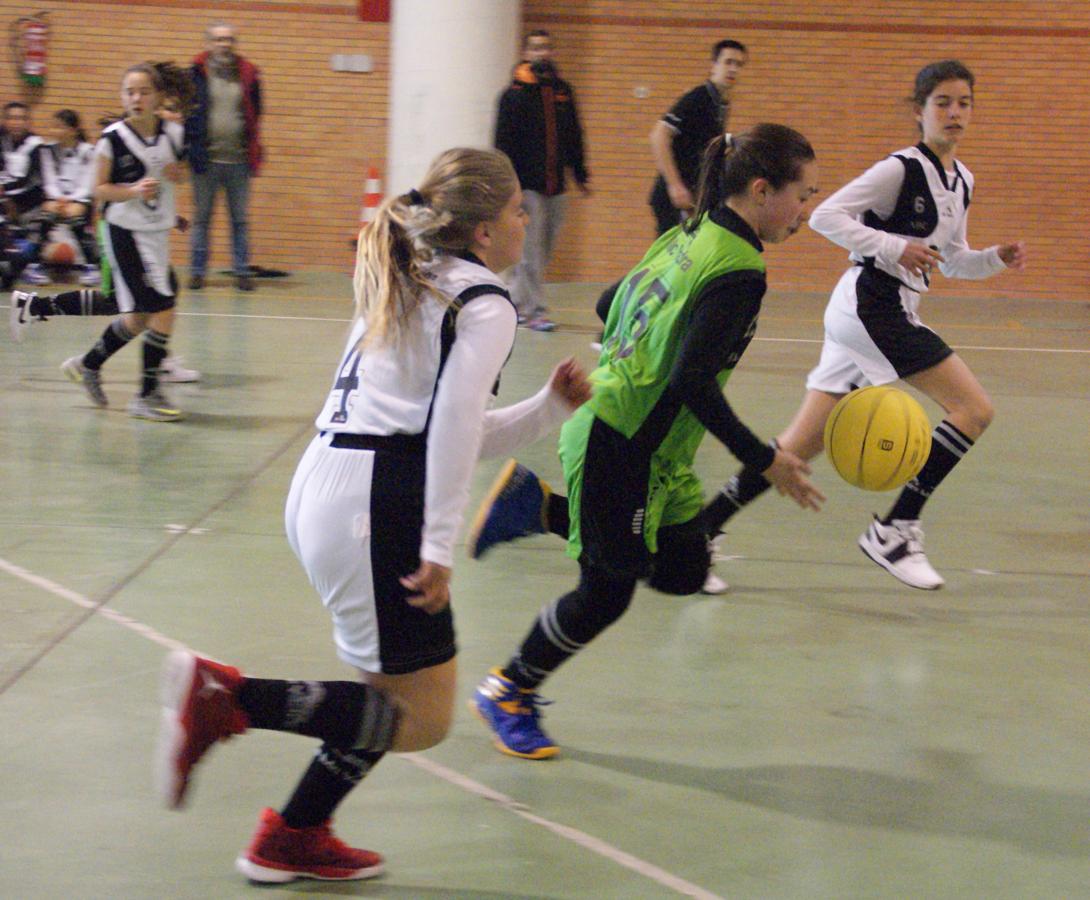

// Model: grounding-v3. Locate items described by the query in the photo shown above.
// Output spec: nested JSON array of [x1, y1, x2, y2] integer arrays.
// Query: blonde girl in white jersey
[[155, 148, 590, 883], [698, 60, 1026, 590]]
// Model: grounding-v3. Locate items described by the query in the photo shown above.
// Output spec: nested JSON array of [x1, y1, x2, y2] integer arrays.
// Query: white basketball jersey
[[315, 255, 511, 436], [97, 120, 184, 231]]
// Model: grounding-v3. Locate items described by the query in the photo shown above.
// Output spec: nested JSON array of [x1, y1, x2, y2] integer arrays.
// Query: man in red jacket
[[494, 30, 591, 332], [185, 22, 264, 292]]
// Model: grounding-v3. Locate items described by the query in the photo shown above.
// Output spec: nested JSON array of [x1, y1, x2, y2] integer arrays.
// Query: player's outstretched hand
[[401, 561, 452, 614], [549, 357, 592, 409], [762, 447, 825, 511], [998, 240, 1027, 270]]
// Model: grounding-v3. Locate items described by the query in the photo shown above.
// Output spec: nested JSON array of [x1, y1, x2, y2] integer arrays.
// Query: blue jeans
[[189, 162, 251, 278]]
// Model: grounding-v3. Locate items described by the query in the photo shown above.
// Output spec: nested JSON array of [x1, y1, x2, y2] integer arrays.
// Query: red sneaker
[[235, 808, 385, 882], [156, 651, 248, 809]]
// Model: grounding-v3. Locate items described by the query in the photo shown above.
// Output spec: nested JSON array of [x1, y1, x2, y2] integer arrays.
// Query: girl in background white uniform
[[59, 62, 192, 421], [155, 148, 590, 883], [697, 60, 1026, 590], [26, 109, 101, 286]]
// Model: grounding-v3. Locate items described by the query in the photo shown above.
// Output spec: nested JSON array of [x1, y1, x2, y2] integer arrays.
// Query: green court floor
[[2, 273, 1088, 899]]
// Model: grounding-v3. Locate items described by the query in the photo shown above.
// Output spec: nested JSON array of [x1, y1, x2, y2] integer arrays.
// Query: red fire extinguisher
[[11, 13, 49, 88]]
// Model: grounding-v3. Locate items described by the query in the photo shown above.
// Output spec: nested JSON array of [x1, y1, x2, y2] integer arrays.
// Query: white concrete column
[[387, 0, 521, 197]]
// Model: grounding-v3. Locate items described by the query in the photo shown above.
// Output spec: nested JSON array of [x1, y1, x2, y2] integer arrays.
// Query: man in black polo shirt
[[648, 39, 748, 235]]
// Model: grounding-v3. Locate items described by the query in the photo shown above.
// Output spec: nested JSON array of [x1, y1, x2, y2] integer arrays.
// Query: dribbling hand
[[762, 448, 825, 511], [400, 561, 452, 614]]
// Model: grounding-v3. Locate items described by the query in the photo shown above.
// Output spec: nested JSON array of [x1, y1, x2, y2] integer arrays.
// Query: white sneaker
[[700, 534, 730, 594], [701, 571, 730, 595], [159, 356, 201, 383], [22, 263, 49, 285], [9, 290, 34, 342], [858, 516, 944, 590]]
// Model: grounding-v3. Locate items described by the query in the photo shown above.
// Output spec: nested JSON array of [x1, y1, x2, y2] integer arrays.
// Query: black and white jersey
[[313, 253, 569, 566], [810, 142, 1005, 310], [96, 120, 185, 231], [0, 131, 45, 200], [41, 141, 96, 203], [317, 254, 514, 565], [316, 255, 514, 437]]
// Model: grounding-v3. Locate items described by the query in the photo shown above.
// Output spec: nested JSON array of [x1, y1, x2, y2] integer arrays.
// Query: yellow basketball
[[823, 386, 932, 491]]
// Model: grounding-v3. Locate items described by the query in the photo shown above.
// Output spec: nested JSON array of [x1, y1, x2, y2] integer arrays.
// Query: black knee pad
[[647, 521, 709, 595]]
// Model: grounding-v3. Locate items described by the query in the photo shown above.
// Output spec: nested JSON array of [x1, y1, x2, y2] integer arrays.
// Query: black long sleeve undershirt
[[666, 269, 775, 471]]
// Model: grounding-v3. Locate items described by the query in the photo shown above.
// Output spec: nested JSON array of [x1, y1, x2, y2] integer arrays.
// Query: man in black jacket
[[494, 30, 590, 332]]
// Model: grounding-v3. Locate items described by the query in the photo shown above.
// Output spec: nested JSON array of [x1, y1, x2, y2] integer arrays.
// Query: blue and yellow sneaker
[[471, 667, 557, 759], [465, 459, 551, 560]]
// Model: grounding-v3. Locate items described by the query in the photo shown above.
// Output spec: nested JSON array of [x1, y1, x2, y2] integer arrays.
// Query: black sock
[[141, 329, 170, 395], [884, 420, 974, 522], [83, 318, 135, 370], [546, 492, 570, 538], [503, 566, 637, 690], [698, 467, 772, 536], [43, 289, 116, 317], [27, 293, 53, 317], [280, 746, 384, 829], [71, 221, 99, 266], [236, 678, 399, 752]]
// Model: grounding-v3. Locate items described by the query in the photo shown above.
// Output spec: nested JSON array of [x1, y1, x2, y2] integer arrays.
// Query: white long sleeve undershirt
[[809, 155, 1005, 287], [421, 296, 570, 567]]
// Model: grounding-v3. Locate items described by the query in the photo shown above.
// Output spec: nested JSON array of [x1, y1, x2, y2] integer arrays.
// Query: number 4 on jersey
[[329, 349, 362, 424]]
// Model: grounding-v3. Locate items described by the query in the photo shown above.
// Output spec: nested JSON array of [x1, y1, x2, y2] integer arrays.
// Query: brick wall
[[525, 1, 1090, 301], [3, 1, 1086, 300], [0, 0, 387, 274]]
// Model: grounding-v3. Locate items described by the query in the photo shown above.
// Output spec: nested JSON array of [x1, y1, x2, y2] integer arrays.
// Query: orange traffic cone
[[360, 166, 383, 225]]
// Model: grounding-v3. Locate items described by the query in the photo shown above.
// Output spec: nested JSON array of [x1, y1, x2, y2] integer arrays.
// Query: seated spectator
[[1, 102, 45, 220], [25, 109, 100, 286]]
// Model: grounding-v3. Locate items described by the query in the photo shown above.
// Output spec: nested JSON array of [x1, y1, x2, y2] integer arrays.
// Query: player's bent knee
[[974, 400, 995, 433], [647, 522, 709, 596], [393, 715, 451, 752]]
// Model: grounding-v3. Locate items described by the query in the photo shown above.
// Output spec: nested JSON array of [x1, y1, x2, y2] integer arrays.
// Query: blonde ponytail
[[352, 148, 518, 348]]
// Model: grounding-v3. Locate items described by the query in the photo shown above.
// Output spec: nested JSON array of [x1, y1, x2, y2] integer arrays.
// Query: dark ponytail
[[53, 109, 88, 144], [687, 123, 815, 231]]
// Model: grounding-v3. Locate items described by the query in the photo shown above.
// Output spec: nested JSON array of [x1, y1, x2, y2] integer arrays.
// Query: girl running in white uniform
[[58, 62, 192, 421], [155, 148, 590, 883], [698, 60, 1026, 589]]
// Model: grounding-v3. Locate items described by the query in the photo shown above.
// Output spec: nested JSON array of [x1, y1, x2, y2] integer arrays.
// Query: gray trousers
[[509, 190, 567, 320]]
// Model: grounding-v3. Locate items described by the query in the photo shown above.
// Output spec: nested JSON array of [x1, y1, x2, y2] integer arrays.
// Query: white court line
[[0, 557, 193, 654], [407, 754, 723, 900], [0, 554, 724, 900], [4, 302, 1086, 353], [754, 336, 1090, 354], [176, 311, 1090, 354]]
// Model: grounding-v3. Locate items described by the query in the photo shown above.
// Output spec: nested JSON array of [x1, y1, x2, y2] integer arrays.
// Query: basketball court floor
[[2, 273, 1088, 898]]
